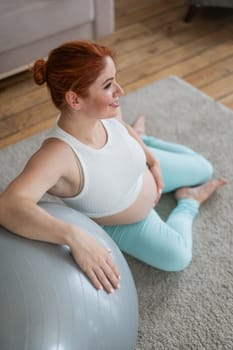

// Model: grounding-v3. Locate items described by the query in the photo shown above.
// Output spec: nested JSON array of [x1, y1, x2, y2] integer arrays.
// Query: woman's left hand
[[120, 120, 164, 204], [149, 160, 164, 205]]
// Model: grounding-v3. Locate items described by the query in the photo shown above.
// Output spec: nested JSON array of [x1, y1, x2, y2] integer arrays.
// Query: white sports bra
[[47, 117, 147, 218]]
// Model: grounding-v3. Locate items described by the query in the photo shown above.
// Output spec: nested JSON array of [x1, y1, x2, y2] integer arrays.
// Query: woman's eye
[[104, 82, 112, 89]]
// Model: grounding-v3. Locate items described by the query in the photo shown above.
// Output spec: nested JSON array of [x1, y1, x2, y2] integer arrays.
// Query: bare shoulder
[[39, 137, 74, 162], [25, 137, 75, 175], [2, 138, 80, 202]]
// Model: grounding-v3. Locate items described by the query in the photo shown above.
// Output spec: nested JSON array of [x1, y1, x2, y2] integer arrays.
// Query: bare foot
[[132, 115, 146, 136], [175, 178, 228, 205]]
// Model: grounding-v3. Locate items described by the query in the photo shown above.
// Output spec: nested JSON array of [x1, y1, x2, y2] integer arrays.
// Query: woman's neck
[[58, 112, 107, 149]]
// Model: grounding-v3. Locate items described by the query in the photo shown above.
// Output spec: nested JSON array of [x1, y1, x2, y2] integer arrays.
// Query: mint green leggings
[[102, 136, 213, 271]]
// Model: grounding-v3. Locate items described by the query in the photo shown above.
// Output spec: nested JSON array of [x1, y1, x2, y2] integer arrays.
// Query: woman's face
[[81, 56, 124, 118]]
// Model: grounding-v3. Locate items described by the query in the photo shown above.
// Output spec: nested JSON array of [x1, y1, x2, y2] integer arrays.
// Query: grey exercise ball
[[0, 202, 138, 350]]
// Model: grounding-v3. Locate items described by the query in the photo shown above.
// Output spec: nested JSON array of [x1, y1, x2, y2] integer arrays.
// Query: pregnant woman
[[0, 41, 227, 293]]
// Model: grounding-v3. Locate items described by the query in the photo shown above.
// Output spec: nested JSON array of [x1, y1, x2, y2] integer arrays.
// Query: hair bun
[[32, 58, 47, 85]]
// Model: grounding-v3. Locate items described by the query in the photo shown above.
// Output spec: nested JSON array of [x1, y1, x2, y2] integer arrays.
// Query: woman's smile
[[109, 99, 120, 108]]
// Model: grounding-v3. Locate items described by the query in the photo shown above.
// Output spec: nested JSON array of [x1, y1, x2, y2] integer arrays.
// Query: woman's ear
[[65, 90, 81, 110]]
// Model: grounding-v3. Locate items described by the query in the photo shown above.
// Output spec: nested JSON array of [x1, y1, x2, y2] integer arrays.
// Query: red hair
[[32, 41, 115, 110]]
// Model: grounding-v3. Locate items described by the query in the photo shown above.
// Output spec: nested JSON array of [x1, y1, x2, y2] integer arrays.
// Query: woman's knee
[[161, 247, 192, 272], [172, 251, 192, 271], [197, 155, 214, 182]]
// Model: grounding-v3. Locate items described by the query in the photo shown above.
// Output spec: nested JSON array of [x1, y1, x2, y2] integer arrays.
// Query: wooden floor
[[1, 0, 233, 149]]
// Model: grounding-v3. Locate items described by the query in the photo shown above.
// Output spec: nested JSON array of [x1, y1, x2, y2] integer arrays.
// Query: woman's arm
[[0, 141, 120, 293], [120, 120, 164, 197]]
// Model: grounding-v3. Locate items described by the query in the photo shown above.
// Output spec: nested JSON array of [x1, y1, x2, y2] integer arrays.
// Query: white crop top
[[47, 117, 147, 218]]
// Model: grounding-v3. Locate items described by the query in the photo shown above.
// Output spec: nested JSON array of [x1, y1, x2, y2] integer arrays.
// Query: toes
[[212, 178, 228, 189]]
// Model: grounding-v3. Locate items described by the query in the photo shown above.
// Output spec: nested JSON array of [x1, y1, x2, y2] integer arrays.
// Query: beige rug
[[1, 76, 233, 350]]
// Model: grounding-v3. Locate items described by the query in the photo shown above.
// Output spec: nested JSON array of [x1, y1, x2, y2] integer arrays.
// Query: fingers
[[157, 182, 163, 195], [93, 262, 121, 294], [88, 269, 105, 291], [150, 163, 163, 206], [71, 230, 121, 294], [106, 254, 121, 280], [155, 193, 161, 206], [94, 250, 120, 293], [153, 167, 164, 195], [152, 164, 164, 193], [86, 260, 120, 294], [78, 247, 121, 294], [155, 166, 164, 191]]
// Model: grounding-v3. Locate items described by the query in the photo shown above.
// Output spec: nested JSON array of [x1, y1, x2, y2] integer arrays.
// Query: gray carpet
[[1, 76, 233, 350]]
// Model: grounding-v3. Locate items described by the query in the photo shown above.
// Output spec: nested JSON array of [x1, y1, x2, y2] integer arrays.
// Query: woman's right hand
[[68, 227, 121, 293], [149, 160, 164, 205]]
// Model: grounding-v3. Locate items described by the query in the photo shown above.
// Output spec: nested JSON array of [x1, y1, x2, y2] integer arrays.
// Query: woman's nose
[[115, 82, 124, 96]]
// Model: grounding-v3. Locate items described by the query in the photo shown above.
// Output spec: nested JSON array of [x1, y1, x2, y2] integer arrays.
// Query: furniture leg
[[184, 5, 198, 22]]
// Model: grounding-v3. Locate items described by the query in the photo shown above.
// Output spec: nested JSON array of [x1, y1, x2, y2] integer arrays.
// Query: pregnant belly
[[93, 168, 158, 225]]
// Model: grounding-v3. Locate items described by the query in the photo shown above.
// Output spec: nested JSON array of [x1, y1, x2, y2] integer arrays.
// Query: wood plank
[[185, 56, 233, 88], [100, 25, 163, 60], [116, 15, 233, 74], [144, 6, 233, 44], [0, 101, 57, 140], [0, 118, 56, 149], [201, 74, 233, 100], [219, 94, 233, 110], [0, 86, 49, 119], [117, 37, 177, 71], [116, 0, 185, 29], [101, 6, 187, 62], [0, 70, 31, 89], [123, 40, 233, 92], [99, 23, 151, 48], [0, 71, 37, 100], [117, 28, 232, 87], [115, 0, 157, 16]]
